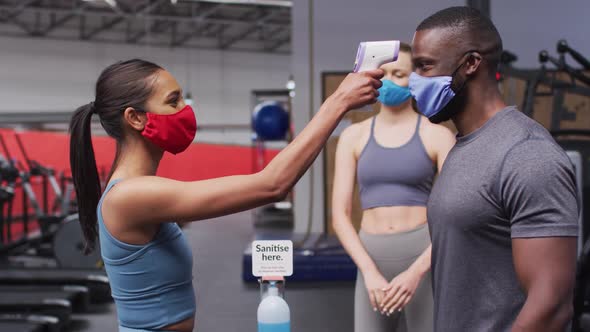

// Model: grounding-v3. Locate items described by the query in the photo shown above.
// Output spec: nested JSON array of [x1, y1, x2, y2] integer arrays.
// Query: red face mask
[[141, 105, 197, 155]]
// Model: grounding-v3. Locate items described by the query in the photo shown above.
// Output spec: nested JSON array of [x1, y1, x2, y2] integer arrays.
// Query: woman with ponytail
[[69, 59, 383, 332]]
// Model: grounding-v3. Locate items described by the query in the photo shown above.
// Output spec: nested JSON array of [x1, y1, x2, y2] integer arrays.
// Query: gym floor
[[71, 212, 355, 332]]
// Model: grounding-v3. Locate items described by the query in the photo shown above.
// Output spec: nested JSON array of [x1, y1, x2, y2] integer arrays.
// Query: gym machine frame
[[250, 89, 294, 229], [498, 40, 590, 131]]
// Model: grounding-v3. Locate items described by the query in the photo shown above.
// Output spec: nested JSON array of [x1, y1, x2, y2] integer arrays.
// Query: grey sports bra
[[356, 115, 435, 210]]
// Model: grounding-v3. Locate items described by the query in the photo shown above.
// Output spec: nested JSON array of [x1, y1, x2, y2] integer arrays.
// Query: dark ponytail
[[69, 103, 102, 253], [69, 59, 162, 253]]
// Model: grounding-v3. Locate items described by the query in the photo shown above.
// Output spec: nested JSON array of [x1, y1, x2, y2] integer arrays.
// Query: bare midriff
[[361, 206, 427, 234]]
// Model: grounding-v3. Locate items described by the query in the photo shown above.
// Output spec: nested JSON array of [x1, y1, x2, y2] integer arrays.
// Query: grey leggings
[[355, 224, 433, 332]]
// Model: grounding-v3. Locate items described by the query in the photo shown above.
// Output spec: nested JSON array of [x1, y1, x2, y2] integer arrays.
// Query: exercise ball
[[252, 101, 290, 141]]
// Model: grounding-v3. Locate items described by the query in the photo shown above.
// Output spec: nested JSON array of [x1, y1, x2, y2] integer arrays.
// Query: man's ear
[[465, 52, 483, 76]]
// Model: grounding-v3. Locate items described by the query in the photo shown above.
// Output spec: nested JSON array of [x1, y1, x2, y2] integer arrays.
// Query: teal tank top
[[97, 179, 196, 330]]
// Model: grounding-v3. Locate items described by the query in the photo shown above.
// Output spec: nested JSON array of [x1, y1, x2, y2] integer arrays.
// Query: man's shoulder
[[476, 107, 570, 175], [499, 107, 550, 137], [494, 107, 559, 152], [501, 137, 572, 181]]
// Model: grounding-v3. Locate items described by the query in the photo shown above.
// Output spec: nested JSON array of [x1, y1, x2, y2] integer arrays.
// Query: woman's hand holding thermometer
[[353, 40, 400, 72]]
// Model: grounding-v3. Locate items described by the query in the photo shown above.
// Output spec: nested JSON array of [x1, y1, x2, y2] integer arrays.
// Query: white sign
[[252, 240, 293, 277]]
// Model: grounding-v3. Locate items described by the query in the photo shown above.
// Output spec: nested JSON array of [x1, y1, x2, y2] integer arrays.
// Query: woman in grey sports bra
[[331, 43, 455, 332]]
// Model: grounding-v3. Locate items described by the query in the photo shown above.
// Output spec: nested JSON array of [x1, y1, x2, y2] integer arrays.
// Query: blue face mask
[[408, 61, 467, 120], [377, 79, 412, 107]]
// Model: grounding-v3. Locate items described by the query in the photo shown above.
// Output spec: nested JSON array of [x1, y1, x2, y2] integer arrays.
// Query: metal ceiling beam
[[126, 0, 191, 43], [169, 20, 178, 46], [0, 6, 289, 29], [264, 25, 283, 39], [0, 31, 290, 54], [33, 9, 41, 34], [0, 2, 291, 53], [42, 2, 89, 36], [0, 0, 40, 22], [172, 23, 227, 47], [105, 0, 127, 16], [266, 30, 289, 51], [267, 37, 289, 51], [136, 0, 169, 15], [44, 12, 78, 34], [79, 12, 86, 39], [219, 9, 283, 49], [219, 23, 258, 48], [169, 3, 224, 47], [0, 0, 41, 35], [189, 0, 292, 7], [196, 3, 225, 19], [127, 19, 171, 43], [80, 1, 160, 40], [3, 15, 35, 35], [215, 6, 261, 48], [82, 16, 125, 40]]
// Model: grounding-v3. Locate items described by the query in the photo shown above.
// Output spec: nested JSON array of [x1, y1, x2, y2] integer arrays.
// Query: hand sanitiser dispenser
[[253, 241, 293, 332], [258, 278, 290, 332], [353, 40, 400, 72]]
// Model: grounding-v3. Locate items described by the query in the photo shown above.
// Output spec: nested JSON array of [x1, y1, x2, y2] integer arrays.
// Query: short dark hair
[[417, 6, 503, 74], [400, 42, 411, 54]]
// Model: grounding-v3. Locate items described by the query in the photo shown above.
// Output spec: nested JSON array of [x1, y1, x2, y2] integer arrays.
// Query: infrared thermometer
[[353, 40, 400, 72]]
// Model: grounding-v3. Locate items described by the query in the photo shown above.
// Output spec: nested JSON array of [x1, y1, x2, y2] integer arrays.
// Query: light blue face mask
[[408, 56, 471, 120], [408, 73, 456, 118], [377, 79, 412, 107]]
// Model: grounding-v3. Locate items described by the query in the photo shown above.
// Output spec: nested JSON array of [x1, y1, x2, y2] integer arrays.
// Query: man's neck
[[453, 83, 508, 136]]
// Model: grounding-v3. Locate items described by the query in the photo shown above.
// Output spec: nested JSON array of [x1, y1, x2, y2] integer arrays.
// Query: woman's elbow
[[261, 172, 290, 202], [271, 187, 289, 202]]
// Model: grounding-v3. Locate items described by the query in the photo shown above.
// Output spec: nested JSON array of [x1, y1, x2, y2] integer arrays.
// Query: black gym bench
[[0, 268, 111, 303], [0, 314, 60, 332], [0, 284, 90, 313], [0, 291, 71, 328]]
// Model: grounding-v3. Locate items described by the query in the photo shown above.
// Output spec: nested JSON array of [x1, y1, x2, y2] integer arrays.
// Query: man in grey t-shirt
[[408, 7, 579, 332]]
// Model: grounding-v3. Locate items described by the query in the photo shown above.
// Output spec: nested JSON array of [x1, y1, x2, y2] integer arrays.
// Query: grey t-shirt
[[427, 107, 579, 332]]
